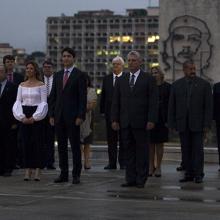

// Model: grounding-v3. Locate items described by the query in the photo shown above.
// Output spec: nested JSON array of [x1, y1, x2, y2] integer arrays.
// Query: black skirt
[[20, 106, 45, 169], [149, 123, 169, 144]]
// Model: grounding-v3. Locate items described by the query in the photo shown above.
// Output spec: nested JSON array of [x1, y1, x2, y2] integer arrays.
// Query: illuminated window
[[121, 36, 133, 43], [147, 35, 160, 43], [109, 36, 121, 43], [109, 36, 133, 43]]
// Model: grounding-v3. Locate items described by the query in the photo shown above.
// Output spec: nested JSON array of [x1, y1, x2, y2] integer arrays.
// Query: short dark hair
[[61, 47, 76, 58], [43, 60, 53, 67], [3, 55, 15, 64], [183, 60, 194, 68]]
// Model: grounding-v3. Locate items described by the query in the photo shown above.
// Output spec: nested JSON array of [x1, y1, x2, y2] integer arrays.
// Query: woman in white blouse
[[13, 61, 48, 181]]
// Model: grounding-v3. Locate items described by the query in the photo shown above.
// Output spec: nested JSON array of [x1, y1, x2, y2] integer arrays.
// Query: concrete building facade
[[159, 0, 220, 83], [46, 8, 159, 88]]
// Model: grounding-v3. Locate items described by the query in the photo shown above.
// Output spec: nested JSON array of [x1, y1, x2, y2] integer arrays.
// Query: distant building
[[46, 7, 159, 88], [0, 43, 13, 64]]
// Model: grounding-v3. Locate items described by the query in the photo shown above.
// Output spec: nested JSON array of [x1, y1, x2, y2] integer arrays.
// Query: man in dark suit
[[49, 47, 87, 184], [42, 60, 56, 170], [100, 56, 126, 170], [213, 82, 220, 171], [3, 55, 24, 86], [111, 51, 158, 188], [168, 60, 212, 183], [3, 55, 24, 172], [0, 65, 17, 176]]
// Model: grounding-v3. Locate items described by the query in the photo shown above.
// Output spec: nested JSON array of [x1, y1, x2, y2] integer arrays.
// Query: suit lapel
[[63, 68, 77, 91], [109, 74, 114, 93], [131, 70, 144, 92], [1, 81, 9, 98]]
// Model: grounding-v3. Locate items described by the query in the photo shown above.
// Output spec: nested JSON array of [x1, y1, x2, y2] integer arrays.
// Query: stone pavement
[[0, 159, 220, 220]]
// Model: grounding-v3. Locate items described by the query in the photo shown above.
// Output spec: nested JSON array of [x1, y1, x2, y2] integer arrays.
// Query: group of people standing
[[0, 48, 219, 188], [101, 51, 214, 188]]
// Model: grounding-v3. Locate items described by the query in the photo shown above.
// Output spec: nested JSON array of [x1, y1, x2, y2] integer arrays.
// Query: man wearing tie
[[168, 61, 212, 183], [3, 55, 24, 172], [111, 51, 158, 188], [3, 55, 23, 86], [0, 65, 17, 176], [42, 61, 56, 170], [49, 48, 87, 184], [100, 56, 126, 170]]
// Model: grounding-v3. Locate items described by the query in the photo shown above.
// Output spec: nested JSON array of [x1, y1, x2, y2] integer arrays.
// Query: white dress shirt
[[113, 72, 123, 86], [44, 75, 53, 96], [130, 69, 140, 85]]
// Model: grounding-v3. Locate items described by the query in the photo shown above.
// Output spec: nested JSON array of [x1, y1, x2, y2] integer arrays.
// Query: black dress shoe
[[194, 177, 203, 184], [176, 166, 185, 171], [54, 176, 68, 183], [179, 177, 194, 182], [72, 177, 80, 184], [104, 165, 117, 170], [84, 165, 91, 170], [47, 166, 56, 170], [121, 182, 136, 187]]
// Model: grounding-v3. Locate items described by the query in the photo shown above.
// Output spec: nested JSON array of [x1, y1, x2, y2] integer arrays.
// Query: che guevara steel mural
[[162, 15, 213, 81]]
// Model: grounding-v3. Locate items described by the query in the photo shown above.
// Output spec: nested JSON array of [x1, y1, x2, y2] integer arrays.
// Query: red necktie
[[63, 70, 69, 88], [8, 73, 13, 82]]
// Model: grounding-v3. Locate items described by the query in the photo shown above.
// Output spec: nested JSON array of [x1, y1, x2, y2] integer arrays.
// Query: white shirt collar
[[130, 69, 140, 77], [64, 65, 75, 74], [113, 72, 123, 78]]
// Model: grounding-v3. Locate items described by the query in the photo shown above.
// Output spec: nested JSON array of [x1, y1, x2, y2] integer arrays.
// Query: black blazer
[[13, 72, 24, 87], [168, 76, 212, 132], [49, 67, 87, 124], [213, 82, 220, 122], [100, 73, 123, 120], [111, 71, 159, 129], [157, 82, 171, 124], [0, 81, 17, 127]]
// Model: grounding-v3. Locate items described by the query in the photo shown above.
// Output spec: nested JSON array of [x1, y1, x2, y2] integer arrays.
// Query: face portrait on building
[[162, 15, 212, 81]]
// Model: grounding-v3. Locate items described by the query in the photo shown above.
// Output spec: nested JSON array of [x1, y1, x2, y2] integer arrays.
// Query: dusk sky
[[0, 0, 159, 53]]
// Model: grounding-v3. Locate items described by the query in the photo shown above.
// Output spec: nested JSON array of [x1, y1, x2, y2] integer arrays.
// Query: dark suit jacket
[[100, 73, 123, 120], [158, 82, 171, 124], [168, 76, 212, 132], [0, 81, 17, 128], [111, 71, 159, 129], [49, 67, 87, 124], [12, 72, 24, 87], [213, 82, 220, 122]]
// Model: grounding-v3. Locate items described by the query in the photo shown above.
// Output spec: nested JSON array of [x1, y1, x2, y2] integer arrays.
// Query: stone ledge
[[89, 143, 219, 163]]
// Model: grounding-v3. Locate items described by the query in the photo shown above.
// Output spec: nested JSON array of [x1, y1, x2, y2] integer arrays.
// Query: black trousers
[[55, 118, 81, 178], [106, 119, 126, 167], [44, 116, 55, 167], [179, 130, 204, 178], [121, 127, 149, 185], [0, 124, 16, 174], [216, 121, 220, 165]]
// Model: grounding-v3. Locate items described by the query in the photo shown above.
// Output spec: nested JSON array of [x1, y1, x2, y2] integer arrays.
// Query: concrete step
[[89, 143, 219, 163]]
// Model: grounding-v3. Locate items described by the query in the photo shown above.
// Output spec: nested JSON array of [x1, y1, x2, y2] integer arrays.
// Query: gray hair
[[127, 51, 141, 60], [112, 56, 125, 65]]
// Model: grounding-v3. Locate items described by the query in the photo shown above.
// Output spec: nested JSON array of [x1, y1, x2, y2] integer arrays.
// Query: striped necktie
[[129, 74, 135, 90], [46, 77, 50, 97]]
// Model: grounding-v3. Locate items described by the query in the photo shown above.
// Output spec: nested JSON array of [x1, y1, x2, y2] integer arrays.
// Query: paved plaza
[[0, 157, 220, 220]]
